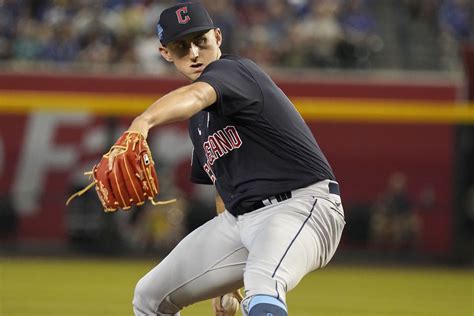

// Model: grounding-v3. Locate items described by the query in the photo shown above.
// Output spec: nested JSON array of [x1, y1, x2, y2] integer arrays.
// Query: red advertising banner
[[0, 72, 465, 256], [0, 112, 454, 254]]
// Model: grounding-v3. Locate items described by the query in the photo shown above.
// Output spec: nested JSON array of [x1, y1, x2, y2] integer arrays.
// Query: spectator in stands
[[265, 0, 294, 63], [77, 18, 115, 65], [438, 0, 473, 69], [394, 0, 441, 70], [439, 0, 473, 41], [370, 172, 421, 251], [202, 0, 238, 54], [298, 0, 344, 68], [41, 20, 80, 63], [134, 1, 171, 73], [337, 0, 381, 68], [0, 0, 23, 60], [13, 17, 44, 61], [234, 0, 276, 65], [241, 0, 293, 65]]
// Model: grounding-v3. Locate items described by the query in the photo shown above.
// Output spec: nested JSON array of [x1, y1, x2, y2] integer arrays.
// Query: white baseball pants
[[133, 179, 345, 315]]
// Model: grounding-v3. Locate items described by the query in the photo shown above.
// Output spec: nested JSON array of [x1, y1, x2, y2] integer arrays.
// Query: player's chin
[[188, 71, 202, 81]]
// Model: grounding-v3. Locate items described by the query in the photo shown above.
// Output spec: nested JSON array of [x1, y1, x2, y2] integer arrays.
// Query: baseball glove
[[66, 131, 175, 212]]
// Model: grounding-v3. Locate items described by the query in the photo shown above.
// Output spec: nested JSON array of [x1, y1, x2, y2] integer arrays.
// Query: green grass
[[0, 257, 472, 316]]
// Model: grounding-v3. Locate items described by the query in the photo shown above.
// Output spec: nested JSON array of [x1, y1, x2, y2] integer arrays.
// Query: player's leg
[[239, 180, 345, 315], [133, 210, 248, 316]]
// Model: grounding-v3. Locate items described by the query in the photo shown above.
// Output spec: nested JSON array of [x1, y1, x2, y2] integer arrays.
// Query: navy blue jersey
[[190, 55, 335, 215]]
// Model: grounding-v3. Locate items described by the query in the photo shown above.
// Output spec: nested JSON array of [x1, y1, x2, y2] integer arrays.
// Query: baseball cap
[[157, 2, 215, 45]]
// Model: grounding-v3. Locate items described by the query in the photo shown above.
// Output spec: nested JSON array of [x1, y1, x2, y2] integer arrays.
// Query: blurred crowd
[[0, 0, 472, 73]]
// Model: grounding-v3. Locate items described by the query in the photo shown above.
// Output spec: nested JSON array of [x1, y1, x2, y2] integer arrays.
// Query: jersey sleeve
[[190, 149, 213, 185], [196, 58, 263, 116]]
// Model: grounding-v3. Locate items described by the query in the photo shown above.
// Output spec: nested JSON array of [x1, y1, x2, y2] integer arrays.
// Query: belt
[[233, 181, 340, 215]]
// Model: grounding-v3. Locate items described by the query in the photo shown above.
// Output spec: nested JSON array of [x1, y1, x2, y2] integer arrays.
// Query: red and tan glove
[[67, 131, 175, 212]]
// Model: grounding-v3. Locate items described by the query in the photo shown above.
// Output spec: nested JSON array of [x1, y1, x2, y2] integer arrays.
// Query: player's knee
[[133, 276, 154, 314], [247, 295, 288, 316], [133, 276, 180, 315]]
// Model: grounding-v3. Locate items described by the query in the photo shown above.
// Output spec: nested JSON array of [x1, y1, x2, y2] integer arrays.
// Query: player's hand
[[108, 122, 148, 171], [107, 146, 126, 171], [211, 290, 243, 316]]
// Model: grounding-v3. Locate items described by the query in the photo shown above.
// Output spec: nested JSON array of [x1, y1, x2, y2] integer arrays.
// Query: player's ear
[[214, 28, 222, 48], [159, 45, 173, 62]]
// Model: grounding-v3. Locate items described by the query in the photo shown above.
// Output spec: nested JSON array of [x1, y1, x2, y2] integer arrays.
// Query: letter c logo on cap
[[176, 6, 190, 24]]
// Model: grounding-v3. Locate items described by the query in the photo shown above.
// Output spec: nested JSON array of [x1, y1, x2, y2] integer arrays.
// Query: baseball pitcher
[[77, 2, 346, 316]]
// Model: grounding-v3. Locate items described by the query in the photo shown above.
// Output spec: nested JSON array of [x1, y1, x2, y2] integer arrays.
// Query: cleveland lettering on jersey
[[203, 125, 242, 167], [200, 125, 242, 184]]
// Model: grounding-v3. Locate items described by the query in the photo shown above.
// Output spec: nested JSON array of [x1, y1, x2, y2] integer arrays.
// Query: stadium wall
[[0, 72, 470, 256]]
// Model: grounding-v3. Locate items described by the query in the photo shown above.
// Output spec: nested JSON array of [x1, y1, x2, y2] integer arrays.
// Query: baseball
[[221, 294, 239, 314]]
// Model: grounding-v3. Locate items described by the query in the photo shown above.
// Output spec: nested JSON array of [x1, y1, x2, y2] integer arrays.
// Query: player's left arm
[[107, 81, 216, 170], [128, 81, 216, 138]]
